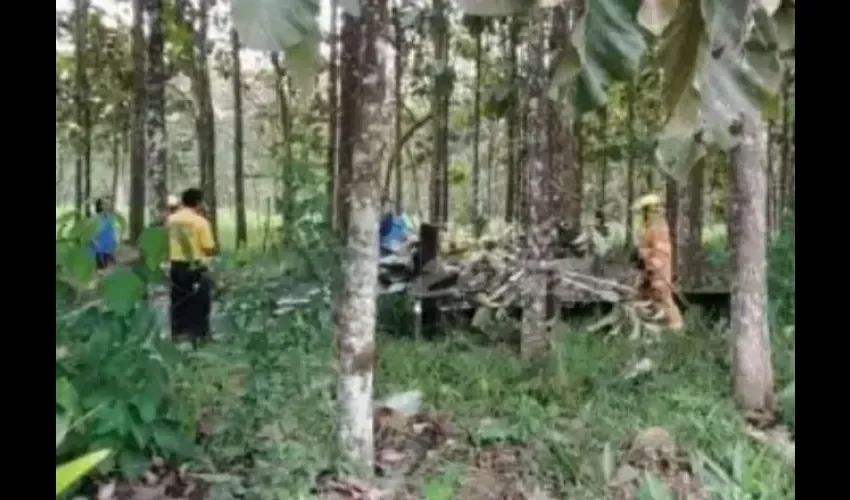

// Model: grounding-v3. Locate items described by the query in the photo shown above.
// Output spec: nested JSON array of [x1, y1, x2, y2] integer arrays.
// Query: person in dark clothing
[[166, 188, 216, 344]]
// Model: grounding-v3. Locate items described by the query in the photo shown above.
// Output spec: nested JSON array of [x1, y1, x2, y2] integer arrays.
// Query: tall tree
[[145, 0, 168, 224], [429, 0, 450, 224], [728, 117, 775, 412], [231, 28, 248, 248], [127, 0, 146, 240], [73, 0, 91, 216], [467, 15, 484, 235], [327, 0, 340, 230], [520, 12, 554, 360], [334, 0, 387, 471]]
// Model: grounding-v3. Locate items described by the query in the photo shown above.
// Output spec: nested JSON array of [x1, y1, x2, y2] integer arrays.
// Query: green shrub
[[56, 220, 195, 480]]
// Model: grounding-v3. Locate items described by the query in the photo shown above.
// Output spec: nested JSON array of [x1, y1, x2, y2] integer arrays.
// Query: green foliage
[[56, 219, 193, 483]]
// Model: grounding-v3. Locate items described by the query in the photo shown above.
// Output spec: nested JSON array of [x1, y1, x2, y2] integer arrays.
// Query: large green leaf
[[550, 0, 648, 115], [99, 268, 145, 315], [638, 0, 679, 35], [231, 0, 321, 92], [56, 449, 111, 497], [650, 0, 789, 178]]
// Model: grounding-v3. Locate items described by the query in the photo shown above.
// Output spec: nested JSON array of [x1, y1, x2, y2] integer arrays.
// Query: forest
[[55, 0, 795, 498]]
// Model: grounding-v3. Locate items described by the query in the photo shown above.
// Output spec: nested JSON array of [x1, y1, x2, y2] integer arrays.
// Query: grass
[[171, 261, 795, 500]]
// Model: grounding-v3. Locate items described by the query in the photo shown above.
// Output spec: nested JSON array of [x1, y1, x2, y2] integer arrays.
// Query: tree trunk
[[505, 20, 519, 222], [336, 17, 358, 237], [597, 107, 608, 224], [197, 0, 217, 237], [128, 0, 146, 240], [334, 0, 387, 472], [145, 0, 168, 225], [778, 69, 793, 220], [573, 116, 584, 223], [73, 0, 91, 217], [392, 3, 405, 212], [327, 0, 340, 230], [271, 54, 294, 242], [231, 28, 248, 248], [429, 0, 450, 225], [625, 78, 636, 244], [665, 177, 679, 276], [110, 129, 122, 204], [520, 13, 554, 360], [547, 5, 578, 228], [728, 117, 775, 412], [676, 158, 705, 288], [471, 25, 482, 235]]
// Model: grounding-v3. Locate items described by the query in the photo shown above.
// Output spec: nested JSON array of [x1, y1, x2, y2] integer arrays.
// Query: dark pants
[[169, 261, 212, 341], [95, 253, 115, 270]]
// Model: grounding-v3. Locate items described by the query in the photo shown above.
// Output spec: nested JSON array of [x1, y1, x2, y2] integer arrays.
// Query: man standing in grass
[[167, 188, 216, 344]]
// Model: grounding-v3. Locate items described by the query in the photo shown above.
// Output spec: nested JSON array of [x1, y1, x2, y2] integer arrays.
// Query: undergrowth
[[56, 215, 794, 499]]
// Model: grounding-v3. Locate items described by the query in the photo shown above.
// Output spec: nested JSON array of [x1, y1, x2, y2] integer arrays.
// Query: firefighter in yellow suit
[[632, 194, 684, 331]]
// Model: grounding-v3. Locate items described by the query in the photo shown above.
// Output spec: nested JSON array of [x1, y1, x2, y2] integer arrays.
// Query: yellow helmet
[[632, 193, 662, 211], [167, 194, 180, 208]]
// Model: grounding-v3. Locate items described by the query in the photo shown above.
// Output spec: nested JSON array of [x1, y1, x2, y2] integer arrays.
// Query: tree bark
[[392, 3, 405, 212], [231, 28, 248, 248], [471, 24, 482, 235], [336, 17, 359, 237], [728, 117, 775, 412], [335, 0, 387, 472], [128, 0, 146, 240], [327, 0, 340, 230], [505, 20, 519, 222], [73, 0, 91, 217], [520, 13, 554, 360], [676, 158, 705, 288], [145, 0, 168, 224], [429, 0, 450, 224]]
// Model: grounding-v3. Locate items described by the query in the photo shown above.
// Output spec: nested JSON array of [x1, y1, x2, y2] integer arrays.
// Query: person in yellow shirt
[[631, 193, 684, 331], [167, 188, 216, 343]]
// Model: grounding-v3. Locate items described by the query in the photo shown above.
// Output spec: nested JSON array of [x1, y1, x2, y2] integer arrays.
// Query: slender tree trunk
[[336, 17, 358, 237], [334, 0, 387, 472], [471, 24, 483, 235], [665, 177, 679, 275], [73, 0, 90, 217], [505, 20, 519, 222], [597, 107, 608, 224], [676, 158, 705, 288], [271, 54, 294, 242], [327, 0, 340, 230], [145, 0, 168, 224], [728, 117, 775, 412], [128, 0, 146, 240], [778, 69, 792, 219], [520, 13, 553, 360], [110, 129, 122, 203], [429, 0, 450, 224], [625, 78, 636, 244], [197, 0, 217, 236], [231, 29, 248, 248], [393, 3, 405, 211]]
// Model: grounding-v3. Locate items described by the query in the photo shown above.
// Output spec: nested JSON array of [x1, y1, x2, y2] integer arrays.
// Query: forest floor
[[164, 260, 795, 500]]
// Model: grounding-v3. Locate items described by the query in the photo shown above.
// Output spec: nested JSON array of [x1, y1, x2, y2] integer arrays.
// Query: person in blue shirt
[[91, 198, 118, 270], [378, 197, 412, 256]]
